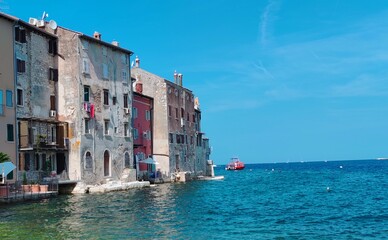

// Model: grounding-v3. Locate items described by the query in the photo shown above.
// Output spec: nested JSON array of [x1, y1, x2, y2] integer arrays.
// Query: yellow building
[[0, 13, 17, 181]]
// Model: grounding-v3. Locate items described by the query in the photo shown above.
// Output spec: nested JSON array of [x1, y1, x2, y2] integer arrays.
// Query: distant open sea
[[0, 159, 387, 239]]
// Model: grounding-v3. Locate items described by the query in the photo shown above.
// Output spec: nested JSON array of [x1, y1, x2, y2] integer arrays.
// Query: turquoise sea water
[[0, 160, 387, 239]]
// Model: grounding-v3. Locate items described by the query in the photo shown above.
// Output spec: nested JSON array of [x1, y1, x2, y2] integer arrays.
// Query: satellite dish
[[49, 20, 57, 30]]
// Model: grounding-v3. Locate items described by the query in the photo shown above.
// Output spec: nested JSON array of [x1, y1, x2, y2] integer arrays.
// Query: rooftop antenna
[[41, 11, 48, 20]]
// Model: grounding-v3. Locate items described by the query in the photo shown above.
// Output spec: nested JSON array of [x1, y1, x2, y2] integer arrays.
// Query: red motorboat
[[225, 157, 245, 170]]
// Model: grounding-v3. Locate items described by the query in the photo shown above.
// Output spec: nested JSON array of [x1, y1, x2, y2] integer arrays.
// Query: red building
[[133, 89, 153, 176]]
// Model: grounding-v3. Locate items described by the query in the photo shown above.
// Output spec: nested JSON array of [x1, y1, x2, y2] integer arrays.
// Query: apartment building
[[57, 28, 134, 184], [131, 58, 206, 179]]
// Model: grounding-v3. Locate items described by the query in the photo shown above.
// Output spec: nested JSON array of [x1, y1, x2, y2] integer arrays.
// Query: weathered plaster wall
[[57, 27, 81, 181], [15, 28, 56, 119], [131, 67, 170, 176], [58, 28, 133, 184], [166, 82, 196, 174]]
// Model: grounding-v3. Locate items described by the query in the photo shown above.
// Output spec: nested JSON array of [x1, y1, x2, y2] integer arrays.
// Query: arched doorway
[[104, 150, 110, 177], [85, 151, 93, 169], [124, 152, 130, 168]]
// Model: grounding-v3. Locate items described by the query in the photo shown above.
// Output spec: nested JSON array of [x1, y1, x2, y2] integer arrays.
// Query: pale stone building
[[131, 58, 207, 179], [56, 27, 134, 184]]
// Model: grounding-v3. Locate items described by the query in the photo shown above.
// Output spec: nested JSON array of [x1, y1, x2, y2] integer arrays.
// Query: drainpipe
[[13, 21, 19, 181], [130, 72, 137, 179]]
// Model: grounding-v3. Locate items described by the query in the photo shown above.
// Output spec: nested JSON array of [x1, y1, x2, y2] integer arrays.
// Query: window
[[169, 133, 173, 143], [133, 128, 138, 140], [114, 126, 118, 134], [103, 63, 109, 79], [6, 90, 13, 107], [124, 123, 129, 137], [121, 54, 128, 64], [113, 96, 117, 105], [35, 154, 40, 171], [187, 113, 190, 121], [19, 153, 30, 171], [49, 68, 58, 81], [146, 110, 151, 121], [15, 27, 26, 43], [85, 118, 90, 134], [175, 108, 178, 119], [191, 136, 194, 145], [122, 69, 128, 81], [48, 39, 57, 55], [50, 96, 56, 110], [146, 130, 151, 140], [17, 59, 26, 73], [82, 41, 89, 50], [84, 86, 90, 102], [103, 89, 109, 105], [123, 94, 128, 108], [7, 124, 14, 142], [104, 120, 110, 135], [181, 108, 184, 119], [85, 151, 93, 169], [176, 134, 181, 144], [168, 106, 172, 117], [193, 114, 196, 123], [133, 107, 138, 118], [17, 89, 23, 106], [82, 58, 90, 74]]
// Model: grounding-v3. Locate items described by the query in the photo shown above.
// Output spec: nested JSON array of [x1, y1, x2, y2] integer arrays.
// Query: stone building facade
[[131, 58, 209, 179], [0, 13, 70, 183], [56, 27, 134, 184]]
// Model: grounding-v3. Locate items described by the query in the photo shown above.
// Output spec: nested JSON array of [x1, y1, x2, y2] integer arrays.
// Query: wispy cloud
[[0, 0, 9, 11], [207, 99, 265, 113], [259, 0, 278, 47], [252, 61, 275, 80], [330, 75, 388, 98]]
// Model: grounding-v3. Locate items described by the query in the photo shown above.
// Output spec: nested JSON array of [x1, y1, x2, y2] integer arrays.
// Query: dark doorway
[[104, 150, 110, 176]]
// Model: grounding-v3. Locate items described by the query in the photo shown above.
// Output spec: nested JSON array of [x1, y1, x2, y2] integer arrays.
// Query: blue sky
[[3, 0, 388, 164]]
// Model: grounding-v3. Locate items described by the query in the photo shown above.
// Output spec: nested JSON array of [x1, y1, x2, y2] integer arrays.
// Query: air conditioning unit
[[143, 131, 148, 138], [124, 108, 130, 114], [29, 18, 38, 26], [37, 20, 45, 27], [50, 110, 56, 117], [181, 118, 185, 127]]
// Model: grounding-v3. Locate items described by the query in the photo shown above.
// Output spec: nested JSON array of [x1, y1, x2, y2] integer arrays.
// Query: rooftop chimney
[[112, 41, 119, 46], [93, 31, 101, 40], [135, 56, 140, 68], [134, 75, 143, 94], [178, 73, 183, 86], [174, 70, 178, 84]]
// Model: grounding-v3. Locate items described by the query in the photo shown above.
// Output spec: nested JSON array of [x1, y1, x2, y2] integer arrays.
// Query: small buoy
[[326, 187, 331, 192], [339, 166, 343, 169]]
